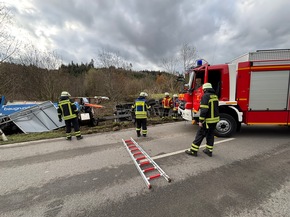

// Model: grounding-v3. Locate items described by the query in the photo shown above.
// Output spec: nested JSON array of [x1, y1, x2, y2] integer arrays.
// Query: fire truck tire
[[215, 113, 237, 137]]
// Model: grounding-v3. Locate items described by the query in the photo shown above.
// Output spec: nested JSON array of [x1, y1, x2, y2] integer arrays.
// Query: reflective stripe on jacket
[[199, 89, 220, 124], [58, 99, 78, 120], [162, 97, 172, 108], [132, 97, 151, 119]]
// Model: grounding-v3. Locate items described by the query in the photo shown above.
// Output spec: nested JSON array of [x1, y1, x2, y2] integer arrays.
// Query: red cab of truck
[[178, 49, 290, 137]]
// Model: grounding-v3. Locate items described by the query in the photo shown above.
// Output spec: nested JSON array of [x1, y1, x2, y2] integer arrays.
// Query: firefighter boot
[[137, 132, 141, 137], [66, 137, 72, 141], [203, 149, 212, 157], [185, 150, 197, 157], [77, 136, 83, 140]]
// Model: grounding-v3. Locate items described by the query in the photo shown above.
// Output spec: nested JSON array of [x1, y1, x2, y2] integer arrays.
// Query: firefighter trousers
[[172, 109, 178, 119], [193, 123, 217, 148], [163, 108, 170, 117], [136, 118, 147, 136], [65, 117, 81, 138]]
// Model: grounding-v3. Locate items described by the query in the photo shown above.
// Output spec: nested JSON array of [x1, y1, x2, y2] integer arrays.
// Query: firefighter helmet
[[61, 91, 71, 97], [173, 94, 178, 98], [202, 83, 212, 89], [164, 92, 170, 96]]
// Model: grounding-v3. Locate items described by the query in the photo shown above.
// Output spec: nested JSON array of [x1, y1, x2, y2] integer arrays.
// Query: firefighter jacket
[[162, 96, 172, 109], [199, 88, 220, 124], [172, 98, 179, 111], [57, 96, 79, 120], [132, 97, 151, 119]]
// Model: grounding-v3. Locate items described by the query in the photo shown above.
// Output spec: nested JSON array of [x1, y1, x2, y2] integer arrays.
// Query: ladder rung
[[133, 152, 142, 156], [143, 167, 155, 173], [124, 140, 133, 143], [136, 156, 146, 161], [148, 174, 161, 180], [130, 148, 139, 152], [139, 161, 150, 166], [128, 145, 136, 149]]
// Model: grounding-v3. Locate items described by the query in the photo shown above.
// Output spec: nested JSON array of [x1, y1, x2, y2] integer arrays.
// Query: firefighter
[[172, 94, 179, 120], [185, 83, 219, 157], [132, 92, 151, 137], [58, 91, 83, 140], [80, 97, 95, 127], [194, 78, 202, 90], [162, 92, 172, 118]]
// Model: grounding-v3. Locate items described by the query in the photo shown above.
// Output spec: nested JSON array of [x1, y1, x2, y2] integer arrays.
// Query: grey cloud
[[4, 0, 290, 70]]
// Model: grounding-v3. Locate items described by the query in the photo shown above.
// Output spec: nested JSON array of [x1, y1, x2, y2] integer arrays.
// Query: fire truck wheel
[[215, 113, 237, 137]]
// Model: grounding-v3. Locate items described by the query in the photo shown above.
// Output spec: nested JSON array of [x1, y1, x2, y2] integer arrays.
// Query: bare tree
[[97, 49, 120, 68], [0, 3, 19, 63], [97, 49, 133, 70], [160, 56, 178, 74], [19, 43, 62, 70], [160, 43, 198, 74], [179, 43, 198, 74], [13, 44, 66, 100], [0, 63, 22, 99], [95, 49, 134, 102]]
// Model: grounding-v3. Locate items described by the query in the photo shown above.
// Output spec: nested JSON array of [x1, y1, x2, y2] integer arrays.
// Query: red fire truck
[[178, 49, 290, 137]]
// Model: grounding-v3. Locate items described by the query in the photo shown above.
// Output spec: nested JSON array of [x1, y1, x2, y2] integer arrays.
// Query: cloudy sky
[[3, 0, 290, 71]]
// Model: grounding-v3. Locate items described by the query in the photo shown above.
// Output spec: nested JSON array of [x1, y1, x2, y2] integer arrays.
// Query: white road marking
[[152, 138, 235, 160]]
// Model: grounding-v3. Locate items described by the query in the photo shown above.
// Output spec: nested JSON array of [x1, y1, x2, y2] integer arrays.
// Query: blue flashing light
[[197, 59, 203, 66]]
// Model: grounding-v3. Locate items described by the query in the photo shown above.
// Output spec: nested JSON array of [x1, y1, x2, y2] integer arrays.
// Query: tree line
[[0, 61, 182, 103]]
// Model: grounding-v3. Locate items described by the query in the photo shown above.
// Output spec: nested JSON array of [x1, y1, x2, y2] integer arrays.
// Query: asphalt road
[[0, 122, 289, 217]]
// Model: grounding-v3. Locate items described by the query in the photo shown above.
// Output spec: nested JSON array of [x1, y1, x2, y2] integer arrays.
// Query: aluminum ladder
[[122, 137, 171, 189]]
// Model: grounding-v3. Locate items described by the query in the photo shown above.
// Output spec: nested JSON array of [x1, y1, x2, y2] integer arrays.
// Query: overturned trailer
[[0, 100, 65, 134]]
